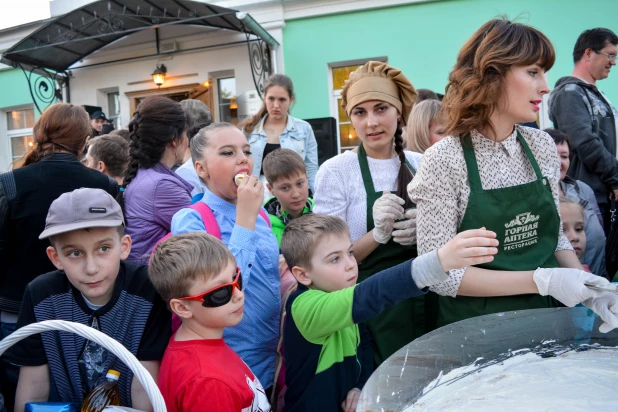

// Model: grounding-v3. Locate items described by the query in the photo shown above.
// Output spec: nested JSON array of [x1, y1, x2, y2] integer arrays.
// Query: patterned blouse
[[408, 126, 573, 297]]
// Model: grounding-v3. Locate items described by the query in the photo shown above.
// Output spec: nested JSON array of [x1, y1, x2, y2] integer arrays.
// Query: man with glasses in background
[[550, 28, 618, 233]]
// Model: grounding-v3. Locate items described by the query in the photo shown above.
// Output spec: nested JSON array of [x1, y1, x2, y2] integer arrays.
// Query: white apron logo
[[503, 212, 539, 251]]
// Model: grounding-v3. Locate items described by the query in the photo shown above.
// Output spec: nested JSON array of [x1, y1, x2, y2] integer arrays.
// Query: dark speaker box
[[82, 105, 103, 118], [304, 117, 338, 165]]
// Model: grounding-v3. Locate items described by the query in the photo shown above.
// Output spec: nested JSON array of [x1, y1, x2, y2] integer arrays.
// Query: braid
[[115, 96, 188, 225], [394, 122, 414, 209], [116, 118, 141, 223]]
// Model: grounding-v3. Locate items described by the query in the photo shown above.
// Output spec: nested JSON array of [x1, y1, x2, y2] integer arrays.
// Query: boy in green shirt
[[281, 214, 499, 411], [263, 148, 314, 245]]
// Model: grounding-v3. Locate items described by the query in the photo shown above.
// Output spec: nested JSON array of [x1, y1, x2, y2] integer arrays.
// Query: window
[[7, 108, 35, 168], [217, 77, 238, 125], [329, 59, 386, 153], [331, 64, 361, 153], [107, 92, 121, 129]]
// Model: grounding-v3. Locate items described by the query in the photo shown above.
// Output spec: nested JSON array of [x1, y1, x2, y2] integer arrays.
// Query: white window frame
[[216, 76, 238, 124], [4, 106, 35, 169], [328, 57, 388, 153], [106, 91, 121, 129], [210, 69, 236, 123]]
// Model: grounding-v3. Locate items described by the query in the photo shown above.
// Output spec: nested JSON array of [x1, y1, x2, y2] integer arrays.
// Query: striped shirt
[[9, 262, 171, 406]]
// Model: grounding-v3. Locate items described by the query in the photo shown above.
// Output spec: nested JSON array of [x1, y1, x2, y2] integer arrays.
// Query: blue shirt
[[171, 186, 281, 387], [247, 115, 319, 191]]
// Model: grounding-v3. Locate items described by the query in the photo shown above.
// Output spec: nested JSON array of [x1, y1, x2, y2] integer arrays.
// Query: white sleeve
[[408, 141, 467, 297], [314, 161, 348, 222]]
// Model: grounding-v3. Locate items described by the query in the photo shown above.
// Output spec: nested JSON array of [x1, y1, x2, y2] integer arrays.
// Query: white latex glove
[[533, 268, 611, 307], [583, 294, 618, 333], [392, 208, 417, 246], [372, 190, 404, 244]]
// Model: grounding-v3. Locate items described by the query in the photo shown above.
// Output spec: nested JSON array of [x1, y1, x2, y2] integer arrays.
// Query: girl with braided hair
[[120, 96, 191, 263], [313, 61, 438, 366]]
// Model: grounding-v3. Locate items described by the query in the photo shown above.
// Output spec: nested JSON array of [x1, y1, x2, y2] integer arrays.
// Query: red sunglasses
[[177, 268, 243, 307]]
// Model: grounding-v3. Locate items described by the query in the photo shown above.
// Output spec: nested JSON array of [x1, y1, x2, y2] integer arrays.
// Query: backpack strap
[[188, 202, 270, 240], [189, 202, 222, 240], [259, 209, 272, 228]]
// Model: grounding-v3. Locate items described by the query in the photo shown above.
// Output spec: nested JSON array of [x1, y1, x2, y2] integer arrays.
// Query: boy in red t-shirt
[[149, 232, 271, 412]]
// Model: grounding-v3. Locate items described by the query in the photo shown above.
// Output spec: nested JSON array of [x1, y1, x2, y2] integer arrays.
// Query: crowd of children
[[2, 16, 618, 412]]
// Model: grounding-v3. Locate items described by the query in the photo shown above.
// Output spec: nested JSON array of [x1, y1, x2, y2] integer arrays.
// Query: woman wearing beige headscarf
[[314, 61, 438, 365]]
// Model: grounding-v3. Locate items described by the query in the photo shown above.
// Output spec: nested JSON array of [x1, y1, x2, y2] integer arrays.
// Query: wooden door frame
[[125, 83, 200, 116]]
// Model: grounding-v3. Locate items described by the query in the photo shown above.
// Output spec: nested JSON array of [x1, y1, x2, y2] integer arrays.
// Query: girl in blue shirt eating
[[171, 122, 281, 394]]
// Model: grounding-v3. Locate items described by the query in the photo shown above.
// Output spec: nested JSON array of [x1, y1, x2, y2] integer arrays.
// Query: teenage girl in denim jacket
[[241, 74, 318, 194]]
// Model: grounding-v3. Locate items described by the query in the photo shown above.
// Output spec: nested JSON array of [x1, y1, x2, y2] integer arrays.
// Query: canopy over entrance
[[1, 0, 278, 113]]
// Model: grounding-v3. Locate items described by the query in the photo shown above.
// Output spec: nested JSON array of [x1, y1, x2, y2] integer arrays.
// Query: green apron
[[438, 132, 560, 326], [357, 143, 439, 366]]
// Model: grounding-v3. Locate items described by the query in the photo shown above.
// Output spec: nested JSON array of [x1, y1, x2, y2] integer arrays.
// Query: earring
[[174, 150, 178, 161]]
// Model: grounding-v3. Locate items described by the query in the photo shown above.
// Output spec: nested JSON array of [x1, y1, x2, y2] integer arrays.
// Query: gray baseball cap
[[39, 188, 125, 239]]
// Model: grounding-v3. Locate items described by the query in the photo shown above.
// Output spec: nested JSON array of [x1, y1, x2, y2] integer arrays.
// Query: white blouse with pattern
[[408, 126, 573, 297]]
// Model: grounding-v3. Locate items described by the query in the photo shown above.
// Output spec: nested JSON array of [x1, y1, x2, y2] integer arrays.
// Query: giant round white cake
[[408, 346, 618, 411]]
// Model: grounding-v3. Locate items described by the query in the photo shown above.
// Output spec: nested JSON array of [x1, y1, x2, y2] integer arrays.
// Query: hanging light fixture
[[152, 64, 167, 87]]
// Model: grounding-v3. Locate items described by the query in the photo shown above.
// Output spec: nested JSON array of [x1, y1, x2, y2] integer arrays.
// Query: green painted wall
[[0, 68, 42, 110], [283, 0, 618, 120]]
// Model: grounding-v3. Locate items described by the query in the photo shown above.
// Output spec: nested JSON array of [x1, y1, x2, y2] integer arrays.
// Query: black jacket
[[0, 153, 118, 313], [549, 76, 618, 206]]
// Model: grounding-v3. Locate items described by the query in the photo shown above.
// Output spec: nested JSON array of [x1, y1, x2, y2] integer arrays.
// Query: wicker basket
[[0, 320, 166, 412]]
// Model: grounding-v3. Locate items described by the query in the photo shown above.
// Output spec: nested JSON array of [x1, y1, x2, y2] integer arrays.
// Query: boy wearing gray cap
[[9, 188, 171, 411]]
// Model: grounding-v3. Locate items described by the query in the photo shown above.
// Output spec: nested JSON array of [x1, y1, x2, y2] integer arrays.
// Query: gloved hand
[[583, 294, 618, 333], [392, 208, 417, 246], [533, 268, 611, 307], [372, 190, 404, 244]]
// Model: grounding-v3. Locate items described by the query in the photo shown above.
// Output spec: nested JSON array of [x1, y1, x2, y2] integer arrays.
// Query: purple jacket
[[125, 163, 193, 263]]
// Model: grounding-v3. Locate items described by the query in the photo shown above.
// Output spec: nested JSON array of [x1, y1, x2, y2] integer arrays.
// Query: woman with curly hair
[[314, 61, 439, 365], [408, 18, 616, 329], [118, 96, 191, 263]]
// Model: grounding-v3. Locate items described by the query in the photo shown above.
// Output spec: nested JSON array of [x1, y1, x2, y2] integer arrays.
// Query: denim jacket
[[247, 115, 318, 191]]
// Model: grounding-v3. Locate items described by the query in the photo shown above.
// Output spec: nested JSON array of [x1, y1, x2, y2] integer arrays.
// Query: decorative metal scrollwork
[[97, 16, 124, 34], [18, 63, 66, 114], [245, 35, 271, 99]]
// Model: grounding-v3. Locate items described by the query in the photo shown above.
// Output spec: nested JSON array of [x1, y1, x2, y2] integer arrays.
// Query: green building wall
[[283, 0, 618, 120], [0, 68, 42, 110]]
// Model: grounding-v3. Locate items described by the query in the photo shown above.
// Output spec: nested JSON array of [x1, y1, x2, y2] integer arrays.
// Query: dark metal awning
[[1, 0, 278, 73], [0, 0, 278, 113]]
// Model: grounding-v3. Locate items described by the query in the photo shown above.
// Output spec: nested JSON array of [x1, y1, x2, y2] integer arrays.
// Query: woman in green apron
[[314, 61, 438, 365], [408, 18, 617, 329]]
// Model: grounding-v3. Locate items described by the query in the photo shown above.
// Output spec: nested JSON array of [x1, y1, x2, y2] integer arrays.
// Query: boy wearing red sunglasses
[[280, 214, 499, 412], [149, 232, 271, 412]]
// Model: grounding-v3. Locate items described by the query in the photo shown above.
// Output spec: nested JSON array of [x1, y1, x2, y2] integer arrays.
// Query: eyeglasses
[[177, 267, 243, 307], [594, 50, 617, 62]]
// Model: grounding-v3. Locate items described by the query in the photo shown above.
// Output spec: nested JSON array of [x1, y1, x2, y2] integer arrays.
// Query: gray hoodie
[[549, 76, 618, 206]]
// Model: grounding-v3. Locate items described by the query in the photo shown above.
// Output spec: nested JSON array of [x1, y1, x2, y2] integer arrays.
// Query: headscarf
[[341, 61, 417, 126]]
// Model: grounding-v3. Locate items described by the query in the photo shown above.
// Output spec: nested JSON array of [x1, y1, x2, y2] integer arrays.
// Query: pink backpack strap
[[190, 202, 222, 240], [259, 209, 272, 228]]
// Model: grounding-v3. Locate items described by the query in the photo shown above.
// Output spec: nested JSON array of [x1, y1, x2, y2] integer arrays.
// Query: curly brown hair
[[443, 18, 555, 139]]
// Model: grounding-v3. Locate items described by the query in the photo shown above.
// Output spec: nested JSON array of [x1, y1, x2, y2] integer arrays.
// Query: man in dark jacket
[[549, 28, 618, 232]]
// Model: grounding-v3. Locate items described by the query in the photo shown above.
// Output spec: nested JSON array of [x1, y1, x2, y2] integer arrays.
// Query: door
[[188, 78, 215, 112]]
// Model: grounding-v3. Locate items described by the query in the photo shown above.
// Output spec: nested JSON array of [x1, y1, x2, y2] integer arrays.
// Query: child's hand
[[341, 388, 361, 412], [236, 175, 264, 230], [437, 228, 499, 272]]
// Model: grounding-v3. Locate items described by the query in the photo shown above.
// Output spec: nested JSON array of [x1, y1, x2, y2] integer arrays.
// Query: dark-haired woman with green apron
[[314, 61, 438, 365], [408, 18, 614, 328]]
